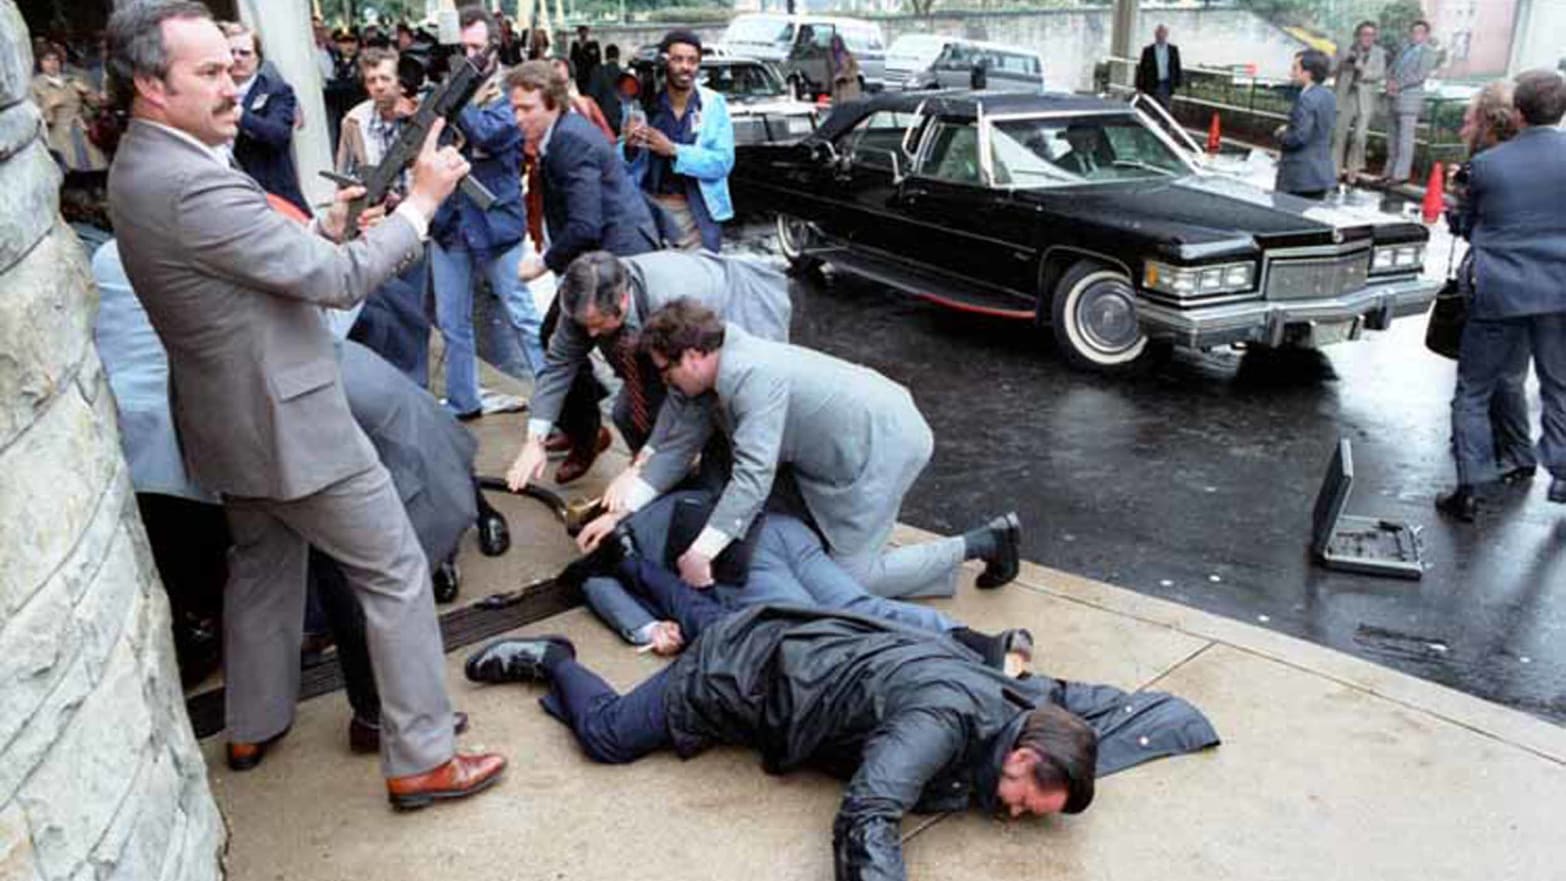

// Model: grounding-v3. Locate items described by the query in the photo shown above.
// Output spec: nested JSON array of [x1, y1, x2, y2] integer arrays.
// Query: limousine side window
[[840, 110, 922, 172], [921, 120, 983, 185]]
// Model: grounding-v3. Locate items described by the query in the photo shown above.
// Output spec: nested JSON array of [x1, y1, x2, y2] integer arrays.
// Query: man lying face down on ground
[[466, 536, 1220, 880]]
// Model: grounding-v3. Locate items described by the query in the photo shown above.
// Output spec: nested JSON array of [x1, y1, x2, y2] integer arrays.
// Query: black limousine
[[734, 91, 1439, 372]]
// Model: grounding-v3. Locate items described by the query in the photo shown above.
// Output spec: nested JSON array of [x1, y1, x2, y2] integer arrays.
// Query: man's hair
[[1513, 69, 1566, 127], [640, 299, 726, 362], [1297, 49, 1329, 85], [1354, 20, 1377, 37], [559, 252, 629, 323], [106, 0, 213, 112], [658, 29, 702, 56], [1466, 79, 1517, 152], [1411, 19, 1430, 32], [505, 59, 570, 110], [458, 5, 497, 42], [219, 21, 263, 60], [1013, 704, 1097, 815], [606, 43, 620, 61], [358, 46, 398, 75]]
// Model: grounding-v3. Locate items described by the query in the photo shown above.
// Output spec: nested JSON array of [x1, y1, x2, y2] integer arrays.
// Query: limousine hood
[[1010, 173, 1423, 261]]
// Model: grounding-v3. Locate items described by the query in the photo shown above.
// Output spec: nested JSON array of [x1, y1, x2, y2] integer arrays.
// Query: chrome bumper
[[1137, 276, 1440, 349]]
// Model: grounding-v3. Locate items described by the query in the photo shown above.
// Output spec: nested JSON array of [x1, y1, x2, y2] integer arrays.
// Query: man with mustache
[[105, 0, 505, 807]]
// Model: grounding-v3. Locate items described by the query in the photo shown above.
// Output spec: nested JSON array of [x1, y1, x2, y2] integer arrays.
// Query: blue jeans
[[429, 241, 544, 414], [1452, 314, 1566, 484]]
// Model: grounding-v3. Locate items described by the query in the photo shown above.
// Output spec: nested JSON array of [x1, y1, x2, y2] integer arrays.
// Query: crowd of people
[[67, 3, 1225, 877]]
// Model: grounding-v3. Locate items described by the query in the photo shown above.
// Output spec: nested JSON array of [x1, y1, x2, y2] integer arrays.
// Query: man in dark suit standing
[[1135, 24, 1182, 108], [1274, 49, 1337, 199], [569, 24, 601, 93], [1440, 70, 1566, 517], [222, 22, 308, 212], [509, 60, 661, 483], [105, 0, 505, 806]]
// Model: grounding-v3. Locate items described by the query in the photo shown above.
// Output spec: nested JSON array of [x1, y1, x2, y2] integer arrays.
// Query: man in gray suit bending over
[[505, 249, 792, 493], [580, 300, 1021, 600], [104, 1, 505, 808]]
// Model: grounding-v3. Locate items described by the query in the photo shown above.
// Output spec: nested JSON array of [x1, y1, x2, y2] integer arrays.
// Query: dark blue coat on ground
[[1461, 126, 1566, 320], [1275, 84, 1337, 195], [538, 111, 659, 273], [431, 94, 527, 254], [661, 604, 1219, 881], [233, 65, 308, 212]]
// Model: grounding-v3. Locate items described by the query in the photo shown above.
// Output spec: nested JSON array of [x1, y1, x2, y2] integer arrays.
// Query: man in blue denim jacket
[[625, 29, 734, 253], [428, 6, 547, 419]]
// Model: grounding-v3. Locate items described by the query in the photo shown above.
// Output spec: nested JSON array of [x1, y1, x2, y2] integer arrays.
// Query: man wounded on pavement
[[465, 535, 1219, 880]]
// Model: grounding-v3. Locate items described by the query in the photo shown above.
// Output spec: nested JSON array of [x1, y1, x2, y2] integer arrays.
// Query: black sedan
[[734, 91, 1439, 372]]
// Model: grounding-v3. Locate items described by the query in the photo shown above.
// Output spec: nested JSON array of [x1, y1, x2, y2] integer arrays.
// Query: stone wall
[[585, 6, 1305, 92], [0, 2, 226, 879]]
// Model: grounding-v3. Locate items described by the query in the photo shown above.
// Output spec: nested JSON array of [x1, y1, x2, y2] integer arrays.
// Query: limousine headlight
[[1371, 243, 1425, 274], [1143, 260, 1255, 297]]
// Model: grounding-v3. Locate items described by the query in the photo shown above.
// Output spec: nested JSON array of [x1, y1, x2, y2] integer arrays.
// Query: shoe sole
[[388, 767, 505, 811], [976, 513, 1022, 589], [463, 636, 576, 684]]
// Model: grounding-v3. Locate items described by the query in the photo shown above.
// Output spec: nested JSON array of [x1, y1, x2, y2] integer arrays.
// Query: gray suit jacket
[[108, 120, 425, 500], [1460, 127, 1566, 320], [1387, 42, 1439, 114], [1276, 84, 1337, 194], [529, 250, 792, 433], [641, 325, 931, 556]]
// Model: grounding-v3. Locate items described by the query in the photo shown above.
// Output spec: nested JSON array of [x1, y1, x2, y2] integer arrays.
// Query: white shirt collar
[[233, 74, 257, 99], [139, 119, 231, 167]]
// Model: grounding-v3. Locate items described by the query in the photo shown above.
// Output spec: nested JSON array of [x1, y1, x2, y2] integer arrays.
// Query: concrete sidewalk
[[200, 409, 1566, 881]]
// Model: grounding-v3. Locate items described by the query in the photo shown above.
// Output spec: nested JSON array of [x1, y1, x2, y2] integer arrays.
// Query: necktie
[[612, 332, 651, 435]]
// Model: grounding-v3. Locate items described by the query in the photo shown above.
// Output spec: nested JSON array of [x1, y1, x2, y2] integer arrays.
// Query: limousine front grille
[[1264, 249, 1371, 302]]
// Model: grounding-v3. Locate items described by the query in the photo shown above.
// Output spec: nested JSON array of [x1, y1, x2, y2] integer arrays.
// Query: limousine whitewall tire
[[776, 214, 823, 273], [1050, 262, 1152, 373]]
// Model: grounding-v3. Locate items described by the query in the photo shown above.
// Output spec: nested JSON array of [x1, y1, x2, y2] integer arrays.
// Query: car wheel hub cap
[[1078, 281, 1141, 353]]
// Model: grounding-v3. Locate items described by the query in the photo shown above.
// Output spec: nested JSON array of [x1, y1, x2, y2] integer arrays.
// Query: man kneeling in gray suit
[[578, 299, 1021, 600]]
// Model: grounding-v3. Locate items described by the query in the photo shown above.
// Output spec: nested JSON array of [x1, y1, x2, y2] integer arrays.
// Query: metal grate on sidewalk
[[184, 577, 582, 740]]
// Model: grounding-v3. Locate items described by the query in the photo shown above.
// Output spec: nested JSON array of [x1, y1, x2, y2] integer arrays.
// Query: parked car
[[719, 13, 887, 96], [735, 91, 1438, 373], [885, 35, 1045, 93], [627, 55, 821, 145]]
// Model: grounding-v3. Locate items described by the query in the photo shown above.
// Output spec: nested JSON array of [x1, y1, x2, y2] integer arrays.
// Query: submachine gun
[[322, 46, 499, 238]]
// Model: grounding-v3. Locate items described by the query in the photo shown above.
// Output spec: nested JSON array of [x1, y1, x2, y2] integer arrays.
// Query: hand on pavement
[[506, 437, 549, 492]]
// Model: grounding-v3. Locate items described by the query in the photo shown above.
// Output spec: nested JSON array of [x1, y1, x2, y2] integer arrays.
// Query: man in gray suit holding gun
[[105, 1, 505, 807], [579, 300, 1022, 601]]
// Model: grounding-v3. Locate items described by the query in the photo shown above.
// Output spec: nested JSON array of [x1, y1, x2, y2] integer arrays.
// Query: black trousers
[[540, 559, 729, 764], [542, 300, 608, 454]]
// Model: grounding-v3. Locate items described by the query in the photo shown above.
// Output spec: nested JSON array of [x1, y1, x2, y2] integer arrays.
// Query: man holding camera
[[1331, 21, 1386, 182]]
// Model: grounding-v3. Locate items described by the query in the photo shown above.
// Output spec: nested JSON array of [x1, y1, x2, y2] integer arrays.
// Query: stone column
[[235, 0, 334, 207], [0, 3, 226, 879]]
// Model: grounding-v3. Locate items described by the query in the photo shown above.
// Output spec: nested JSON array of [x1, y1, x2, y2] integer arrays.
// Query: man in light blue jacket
[[625, 29, 735, 252]]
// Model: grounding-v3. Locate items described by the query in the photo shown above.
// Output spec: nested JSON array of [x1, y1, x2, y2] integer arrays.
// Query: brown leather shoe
[[386, 752, 507, 811], [554, 427, 612, 485], [226, 725, 291, 772], [349, 711, 470, 755]]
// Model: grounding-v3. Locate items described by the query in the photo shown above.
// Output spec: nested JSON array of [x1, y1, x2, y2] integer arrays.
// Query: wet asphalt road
[[728, 202, 1566, 725]]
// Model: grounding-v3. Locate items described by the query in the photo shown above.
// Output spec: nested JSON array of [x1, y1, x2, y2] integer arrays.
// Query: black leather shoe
[[1549, 478, 1566, 504], [1435, 486, 1478, 522], [464, 636, 576, 684], [226, 725, 291, 772], [433, 558, 461, 604], [350, 711, 470, 755], [454, 408, 483, 422], [1500, 465, 1537, 486], [975, 512, 1021, 589], [477, 509, 510, 557]]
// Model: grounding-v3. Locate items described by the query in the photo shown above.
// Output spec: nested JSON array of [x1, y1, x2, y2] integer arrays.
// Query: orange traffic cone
[[1421, 161, 1446, 224], [1206, 112, 1222, 155]]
